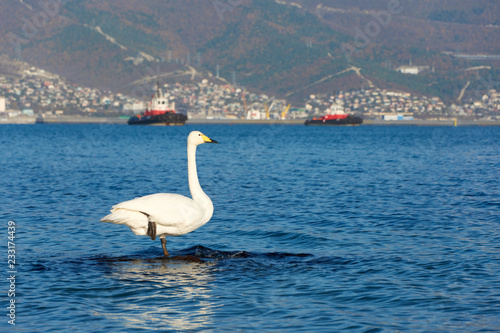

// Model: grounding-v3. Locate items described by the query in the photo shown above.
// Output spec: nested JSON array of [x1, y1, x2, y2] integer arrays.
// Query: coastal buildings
[[0, 65, 498, 122], [305, 89, 448, 119]]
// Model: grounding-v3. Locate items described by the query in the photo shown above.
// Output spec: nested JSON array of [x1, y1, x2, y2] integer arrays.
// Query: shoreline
[[1, 116, 500, 126]]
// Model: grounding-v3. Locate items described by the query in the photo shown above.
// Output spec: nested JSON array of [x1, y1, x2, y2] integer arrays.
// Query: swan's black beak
[[202, 134, 218, 143]]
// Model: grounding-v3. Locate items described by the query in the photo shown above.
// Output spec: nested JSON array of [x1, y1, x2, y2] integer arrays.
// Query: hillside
[[0, 0, 499, 103]]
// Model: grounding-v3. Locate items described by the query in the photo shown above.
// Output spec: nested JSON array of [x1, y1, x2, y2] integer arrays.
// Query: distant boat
[[305, 114, 363, 126], [128, 84, 187, 126], [305, 104, 362, 126], [35, 113, 45, 124]]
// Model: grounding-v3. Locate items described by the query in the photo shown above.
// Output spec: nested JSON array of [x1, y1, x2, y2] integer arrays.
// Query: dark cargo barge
[[128, 112, 187, 125], [305, 114, 363, 126]]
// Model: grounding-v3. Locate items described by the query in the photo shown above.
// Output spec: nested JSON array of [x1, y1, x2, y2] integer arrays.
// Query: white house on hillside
[[397, 65, 430, 75]]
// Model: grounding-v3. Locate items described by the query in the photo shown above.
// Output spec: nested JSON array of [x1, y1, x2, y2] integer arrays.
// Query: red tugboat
[[305, 105, 362, 126], [128, 84, 187, 125]]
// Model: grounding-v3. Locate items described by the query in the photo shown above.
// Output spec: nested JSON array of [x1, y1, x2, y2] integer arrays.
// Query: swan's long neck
[[187, 143, 213, 221]]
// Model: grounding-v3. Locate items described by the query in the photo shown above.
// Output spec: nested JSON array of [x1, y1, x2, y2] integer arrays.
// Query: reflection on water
[[95, 257, 217, 331]]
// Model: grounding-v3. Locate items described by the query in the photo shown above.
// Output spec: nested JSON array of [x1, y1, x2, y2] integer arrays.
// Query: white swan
[[101, 131, 218, 256]]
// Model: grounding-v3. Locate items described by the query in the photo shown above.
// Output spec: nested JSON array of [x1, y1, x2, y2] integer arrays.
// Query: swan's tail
[[100, 209, 149, 236]]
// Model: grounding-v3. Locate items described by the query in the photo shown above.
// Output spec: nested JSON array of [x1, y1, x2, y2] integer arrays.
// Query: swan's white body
[[100, 131, 217, 255]]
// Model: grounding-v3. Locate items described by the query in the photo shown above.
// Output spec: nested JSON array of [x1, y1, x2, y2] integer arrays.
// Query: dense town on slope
[[0, 66, 499, 121]]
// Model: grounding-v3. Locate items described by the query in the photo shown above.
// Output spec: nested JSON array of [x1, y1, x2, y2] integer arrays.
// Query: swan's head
[[188, 131, 218, 146]]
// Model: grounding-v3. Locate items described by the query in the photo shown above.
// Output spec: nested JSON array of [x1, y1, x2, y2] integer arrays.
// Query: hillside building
[[397, 65, 430, 75]]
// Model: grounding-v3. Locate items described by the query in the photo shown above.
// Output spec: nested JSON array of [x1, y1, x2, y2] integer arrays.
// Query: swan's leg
[[161, 238, 169, 257]]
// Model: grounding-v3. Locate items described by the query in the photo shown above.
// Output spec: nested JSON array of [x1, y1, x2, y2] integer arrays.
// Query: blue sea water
[[0, 123, 499, 332]]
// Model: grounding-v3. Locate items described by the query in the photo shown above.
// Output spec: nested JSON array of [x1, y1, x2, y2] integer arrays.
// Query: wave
[[80, 245, 313, 264]]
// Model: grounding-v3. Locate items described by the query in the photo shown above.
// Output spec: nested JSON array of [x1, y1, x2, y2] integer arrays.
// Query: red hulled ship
[[128, 84, 187, 125], [305, 104, 362, 126]]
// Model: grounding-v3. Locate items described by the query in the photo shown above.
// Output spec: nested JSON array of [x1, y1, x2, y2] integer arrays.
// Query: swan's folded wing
[[106, 193, 204, 234], [100, 209, 149, 236]]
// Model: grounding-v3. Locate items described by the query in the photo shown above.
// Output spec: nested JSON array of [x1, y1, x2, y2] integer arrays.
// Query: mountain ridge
[[1, 0, 499, 103]]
